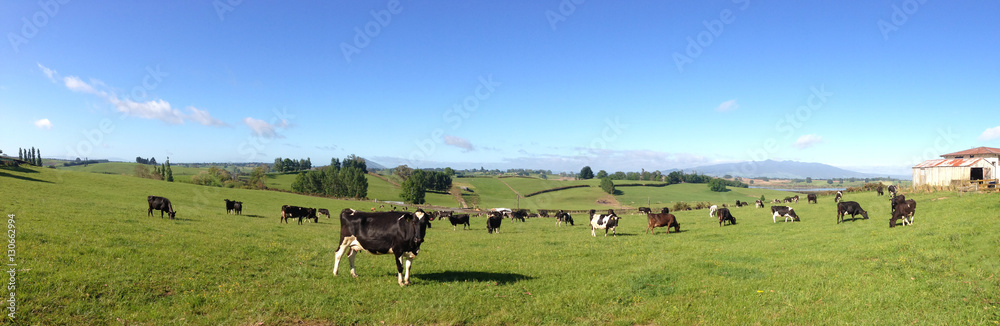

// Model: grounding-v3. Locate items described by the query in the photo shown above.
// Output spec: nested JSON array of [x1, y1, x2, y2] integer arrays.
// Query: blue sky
[[2, 1, 998, 175]]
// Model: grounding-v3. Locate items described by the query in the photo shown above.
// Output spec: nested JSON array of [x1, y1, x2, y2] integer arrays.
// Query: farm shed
[[912, 147, 1000, 187]]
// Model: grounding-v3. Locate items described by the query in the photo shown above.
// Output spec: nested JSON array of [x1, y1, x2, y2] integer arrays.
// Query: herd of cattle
[[143, 184, 916, 286]]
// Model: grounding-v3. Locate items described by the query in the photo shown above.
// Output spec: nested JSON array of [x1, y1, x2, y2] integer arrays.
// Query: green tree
[[400, 170, 427, 204], [708, 178, 728, 192], [596, 170, 608, 179], [166, 158, 174, 182], [394, 165, 413, 181], [759, 194, 765, 202], [273, 158, 284, 172], [806, 177, 812, 183], [579, 166, 594, 180], [827, 179, 834, 184], [36, 149, 41, 166], [443, 167, 455, 176], [248, 165, 268, 189], [600, 177, 615, 194]]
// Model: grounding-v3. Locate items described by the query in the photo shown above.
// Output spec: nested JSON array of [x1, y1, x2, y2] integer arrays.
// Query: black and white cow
[[834, 191, 843, 203], [487, 211, 503, 234], [836, 201, 869, 224], [447, 214, 471, 230], [318, 208, 331, 218], [717, 207, 736, 226], [333, 209, 431, 286], [890, 195, 907, 213], [638, 207, 651, 214], [887, 185, 898, 198], [890, 201, 914, 228], [148, 196, 176, 219], [555, 210, 574, 226], [771, 206, 800, 223], [510, 209, 528, 222], [590, 210, 620, 237], [281, 205, 318, 224], [755, 200, 764, 208]]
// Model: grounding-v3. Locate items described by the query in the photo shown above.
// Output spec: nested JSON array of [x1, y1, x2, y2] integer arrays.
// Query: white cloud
[[715, 99, 739, 112], [978, 126, 1000, 141], [38, 63, 57, 82], [444, 135, 474, 151], [44, 67, 226, 126], [243, 117, 283, 138], [34, 118, 53, 129], [186, 106, 227, 126], [793, 134, 823, 149]]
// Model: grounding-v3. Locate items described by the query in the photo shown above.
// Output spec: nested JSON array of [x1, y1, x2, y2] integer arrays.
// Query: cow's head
[[168, 211, 176, 219], [412, 209, 429, 243]]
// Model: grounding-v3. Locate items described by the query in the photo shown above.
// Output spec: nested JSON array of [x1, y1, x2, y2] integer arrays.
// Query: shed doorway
[[971, 168, 984, 181]]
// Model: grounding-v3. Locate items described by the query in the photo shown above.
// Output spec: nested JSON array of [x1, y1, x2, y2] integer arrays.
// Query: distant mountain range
[[682, 160, 910, 180]]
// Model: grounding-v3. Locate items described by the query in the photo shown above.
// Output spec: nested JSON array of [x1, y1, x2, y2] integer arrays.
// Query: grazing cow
[[318, 208, 331, 218], [281, 205, 318, 224], [772, 199, 781, 204], [224, 199, 237, 214], [147, 196, 176, 219], [709, 205, 718, 218], [834, 191, 843, 203], [755, 200, 764, 208], [807, 194, 818, 204], [890, 195, 907, 213], [487, 211, 503, 234], [645, 211, 679, 234], [904, 199, 917, 223], [555, 210, 574, 226], [659, 207, 669, 214], [447, 214, 471, 230], [793, 195, 800, 203], [233, 201, 243, 215], [538, 210, 550, 218], [887, 185, 898, 198], [717, 208, 736, 226], [876, 185, 884, 196], [890, 201, 914, 227], [836, 201, 869, 224], [510, 209, 527, 222], [782, 197, 794, 203], [638, 207, 651, 214], [333, 209, 431, 286], [591, 211, 620, 237], [771, 206, 800, 223]]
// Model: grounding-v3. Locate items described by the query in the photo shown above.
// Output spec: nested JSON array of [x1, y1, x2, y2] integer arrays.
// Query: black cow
[[717, 207, 736, 226], [638, 207, 651, 214], [807, 194, 818, 204], [834, 191, 843, 203], [887, 185, 898, 198], [233, 201, 242, 215], [333, 209, 431, 286], [224, 199, 237, 214], [890, 201, 914, 228], [555, 210, 574, 226], [876, 185, 884, 196], [281, 205, 318, 224], [510, 209, 527, 222], [318, 208, 331, 218], [148, 196, 176, 219], [448, 214, 471, 230], [590, 210, 620, 237], [487, 211, 503, 234], [836, 201, 869, 224], [904, 199, 917, 224], [771, 206, 799, 223], [890, 195, 907, 213]]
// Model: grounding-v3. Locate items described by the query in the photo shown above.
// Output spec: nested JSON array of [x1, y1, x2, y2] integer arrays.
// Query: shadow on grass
[[416, 271, 533, 285], [242, 214, 270, 219], [0, 171, 53, 183]]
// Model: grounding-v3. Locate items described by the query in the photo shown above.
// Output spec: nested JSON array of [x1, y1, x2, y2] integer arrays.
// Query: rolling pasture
[[3, 166, 1000, 324]]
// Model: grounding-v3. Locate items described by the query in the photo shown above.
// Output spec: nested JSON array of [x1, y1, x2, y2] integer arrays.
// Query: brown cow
[[717, 207, 736, 226], [645, 212, 680, 234]]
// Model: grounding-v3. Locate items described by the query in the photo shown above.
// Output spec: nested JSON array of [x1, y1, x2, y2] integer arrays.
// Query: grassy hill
[[2, 165, 999, 324], [58, 162, 208, 182]]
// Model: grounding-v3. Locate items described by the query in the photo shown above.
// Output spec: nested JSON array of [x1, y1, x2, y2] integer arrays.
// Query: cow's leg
[[333, 245, 347, 276], [592, 227, 596, 237], [394, 253, 406, 286], [347, 249, 359, 277]]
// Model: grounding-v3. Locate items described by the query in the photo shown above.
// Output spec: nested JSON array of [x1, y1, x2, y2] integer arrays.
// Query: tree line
[[392, 165, 454, 204], [273, 157, 313, 173], [135, 158, 174, 182], [16, 147, 43, 166], [290, 155, 368, 199]]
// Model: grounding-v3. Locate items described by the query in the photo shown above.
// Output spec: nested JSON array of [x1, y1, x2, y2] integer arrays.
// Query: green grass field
[[5, 166, 999, 324], [58, 162, 209, 182]]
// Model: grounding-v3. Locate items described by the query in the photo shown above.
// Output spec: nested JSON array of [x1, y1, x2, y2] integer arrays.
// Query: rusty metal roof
[[940, 146, 1000, 157], [913, 158, 986, 168]]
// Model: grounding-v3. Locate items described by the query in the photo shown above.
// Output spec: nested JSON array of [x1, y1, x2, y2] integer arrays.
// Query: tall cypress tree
[[166, 158, 173, 182], [30, 147, 36, 166], [18, 148, 23, 161], [36, 149, 41, 166]]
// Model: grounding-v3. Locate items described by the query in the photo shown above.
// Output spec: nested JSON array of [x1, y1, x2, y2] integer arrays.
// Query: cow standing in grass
[[836, 201, 869, 224], [487, 211, 503, 234], [555, 210, 574, 226], [709, 205, 718, 218], [717, 208, 736, 226], [448, 214, 471, 230], [148, 196, 176, 219], [591, 210, 620, 237], [807, 194, 818, 204], [333, 209, 431, 286]]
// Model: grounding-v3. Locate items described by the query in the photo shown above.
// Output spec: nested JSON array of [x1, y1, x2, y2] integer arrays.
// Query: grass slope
[[3, 165, 1000, 324], [58, 162, 207, 182], [614, 183, 797, 208]]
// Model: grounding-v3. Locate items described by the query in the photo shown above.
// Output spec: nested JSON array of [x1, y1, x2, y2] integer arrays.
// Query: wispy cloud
[[978, 126, 1000, 141], [444, 135, 474, 152], [38, 63, 57, 82], [793, 134, 823, 149], [243, 117, 285, 138], [41, 63, 225, 126], [316, 145, 339, 151], [34, 118, 53, 129], [715, 99, 739, 112]]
